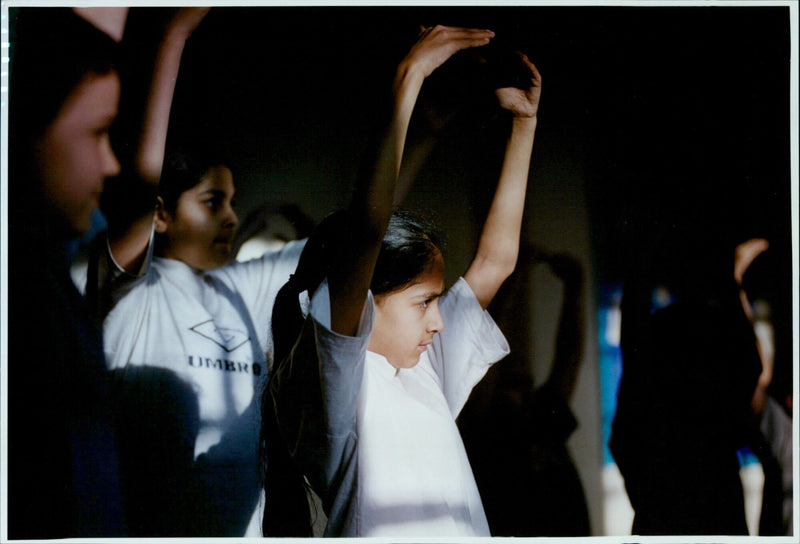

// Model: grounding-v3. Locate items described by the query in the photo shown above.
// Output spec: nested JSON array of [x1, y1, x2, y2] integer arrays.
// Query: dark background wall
[[131, 4, 793, 535], [163, 4, 791, 276]]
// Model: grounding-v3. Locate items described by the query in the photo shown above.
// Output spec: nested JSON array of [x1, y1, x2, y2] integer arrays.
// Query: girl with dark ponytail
[[263, 25, 542, 537], [261, 210, 443, 535]]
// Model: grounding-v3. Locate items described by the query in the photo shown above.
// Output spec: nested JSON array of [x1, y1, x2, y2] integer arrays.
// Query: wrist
[[511, 115, 538, 131], [164, 31, 191, 46], [393, 61, 425, 96], [163, 21, 196, 44]]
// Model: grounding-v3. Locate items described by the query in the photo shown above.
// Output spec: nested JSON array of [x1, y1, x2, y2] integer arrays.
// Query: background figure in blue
[[7, 8, 127, 538], [610, 233, 763, 535]]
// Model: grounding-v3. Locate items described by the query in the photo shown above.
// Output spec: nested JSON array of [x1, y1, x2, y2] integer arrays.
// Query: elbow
[[475, 238, 520, 284], [493, 248, 520, 283], [474, 253, 518, 286], [496, 259, 518, 285], [134, 153, 164, 186]]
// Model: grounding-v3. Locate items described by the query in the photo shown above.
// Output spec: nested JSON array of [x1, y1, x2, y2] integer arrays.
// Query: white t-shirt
[[101, 239, 304, 536], [288, 277, 509, 537]]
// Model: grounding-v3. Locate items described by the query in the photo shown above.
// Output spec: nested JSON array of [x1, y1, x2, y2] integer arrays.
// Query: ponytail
[[260, 209, 442, 535], [260, 211, 349, 537]]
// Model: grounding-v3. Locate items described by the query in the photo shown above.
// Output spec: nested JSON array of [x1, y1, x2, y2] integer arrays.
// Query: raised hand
[[73, 7, 129, 41], [165, 7, 210, 39], [398, 25, 495, 83], [331, 25, 493, 335], [734, 237, 769, 286], [463, 49, 540, 309], [107, 7, 211, 274], [494, 53, 542, 118]]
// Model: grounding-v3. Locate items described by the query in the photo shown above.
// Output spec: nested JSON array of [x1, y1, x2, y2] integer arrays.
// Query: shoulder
[[433, 276, 509, 366], [215, 239, 306, 286], [229, 239, 307, 269], [440, 277, 484, 319]]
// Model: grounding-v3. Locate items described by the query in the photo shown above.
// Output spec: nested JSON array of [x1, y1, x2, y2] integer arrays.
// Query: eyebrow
[[415, 288, 446, 301], [199, 189, 233, 197]]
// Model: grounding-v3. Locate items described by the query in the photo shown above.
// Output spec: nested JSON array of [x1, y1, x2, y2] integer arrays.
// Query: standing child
[[7, 8, 127, 538], [84, 8, 304, 536], [265, 24, 542, 537]]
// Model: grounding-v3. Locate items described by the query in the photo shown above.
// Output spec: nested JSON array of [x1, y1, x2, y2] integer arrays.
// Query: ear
[[154, 196, 171, 234]]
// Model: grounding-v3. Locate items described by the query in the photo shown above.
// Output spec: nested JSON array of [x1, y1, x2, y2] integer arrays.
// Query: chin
[[216, 247, 233, 262], [207, 250, 232, 269], [401, 355, 422, 369]]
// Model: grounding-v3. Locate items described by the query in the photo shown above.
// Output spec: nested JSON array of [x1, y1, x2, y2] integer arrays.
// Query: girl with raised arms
[[83, 8, 303, 536], [264, 24, 542, 537]]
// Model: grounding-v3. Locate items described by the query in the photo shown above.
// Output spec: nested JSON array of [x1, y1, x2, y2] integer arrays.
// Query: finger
[[445, 32, 495, 55], [515, 52, 542, 84], [452, 27, 495, 46], [425, 25, 494, 45], [409, 25, 494, 76], [428, 25, 495, 35], [736, 238, 769, 260]]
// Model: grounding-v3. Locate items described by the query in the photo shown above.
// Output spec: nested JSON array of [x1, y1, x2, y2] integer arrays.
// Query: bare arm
[[734, 238, 772, 414], [464, 53, 542, 308], [329, 26, 495, 335], [73, 7, 129, 41], [107, 8, 209, 272]]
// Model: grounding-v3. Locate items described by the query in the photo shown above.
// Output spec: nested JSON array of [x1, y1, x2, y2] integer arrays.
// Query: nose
[[427, 303, 444, 334], [224, 205, 239, 230], [103, 137, 121, 178]]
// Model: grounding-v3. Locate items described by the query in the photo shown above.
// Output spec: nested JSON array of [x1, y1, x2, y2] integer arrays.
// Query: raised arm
[[733, 238, 773, 415], [328, 26, 495, 335], [106, 8, 209, 272], [464, 53, 542, 309]]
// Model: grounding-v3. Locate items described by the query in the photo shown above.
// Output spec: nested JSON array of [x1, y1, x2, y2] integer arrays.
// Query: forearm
[[135, 26, 192, 185], [485, 117, 537, 264], [362, 67, 424, 230], [466, 116, 537, 307], [330, 69, 423, 335], [331, 25, 494, 332], [106, 20, 193, 271]]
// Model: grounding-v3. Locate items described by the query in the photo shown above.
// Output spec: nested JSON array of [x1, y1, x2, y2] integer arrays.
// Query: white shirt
[[287, 277, 509, 537], [102, 239, 305, 536]]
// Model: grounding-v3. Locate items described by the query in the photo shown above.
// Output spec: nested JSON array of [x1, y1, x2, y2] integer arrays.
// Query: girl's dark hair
[[371, 209, 444, 295], [260, 211, 347, 537], [260, 209, 442, 536], [158, 148, 233, 213], [9, 8, 119, 184]]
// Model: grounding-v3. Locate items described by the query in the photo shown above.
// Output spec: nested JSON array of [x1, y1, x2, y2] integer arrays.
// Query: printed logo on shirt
[[187, 356, 264, 376], [189, 320, 250, 352]]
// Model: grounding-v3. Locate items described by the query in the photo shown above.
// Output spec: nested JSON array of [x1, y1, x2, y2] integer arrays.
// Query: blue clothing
[[8, 227, 126, 538]]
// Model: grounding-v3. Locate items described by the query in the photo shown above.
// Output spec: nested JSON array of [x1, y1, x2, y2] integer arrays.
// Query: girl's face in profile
[[35, 72, 120, 234], [156, 165, 239, 271], [368, 250, 446, 369]]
